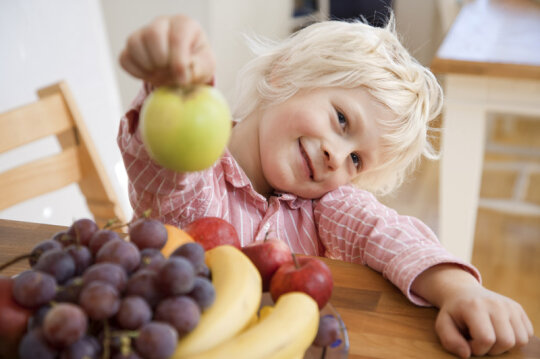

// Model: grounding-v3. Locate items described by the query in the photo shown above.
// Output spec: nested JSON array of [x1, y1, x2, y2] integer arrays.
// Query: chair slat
[[0, 93, 73, 153], [0, 81, 126, 228], [0, 147, 82, 210]]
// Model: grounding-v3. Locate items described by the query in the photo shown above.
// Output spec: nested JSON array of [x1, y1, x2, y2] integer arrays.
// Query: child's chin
[[293, 187, 324, 200]]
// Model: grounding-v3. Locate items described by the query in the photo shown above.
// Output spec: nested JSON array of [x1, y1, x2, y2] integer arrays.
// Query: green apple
[[140, 85, 232, 172]]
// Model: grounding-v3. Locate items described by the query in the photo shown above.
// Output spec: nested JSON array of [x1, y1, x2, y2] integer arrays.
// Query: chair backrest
[[0, 81, 125, 227]]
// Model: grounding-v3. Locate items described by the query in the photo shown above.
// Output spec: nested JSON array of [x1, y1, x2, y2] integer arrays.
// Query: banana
[[172, 245, 262, 357], [185, 292, 319, 359], [243, 311, 259, 331], [259, 305, 274, 322]]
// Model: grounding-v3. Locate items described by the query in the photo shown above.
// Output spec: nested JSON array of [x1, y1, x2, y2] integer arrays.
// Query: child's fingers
[[462, 307, 496, 356], [119, 49, 148, 80], [146, 70, 176, 88], [511, 312, 531, 347], [126, 31, 155, 72], [521, 308, 534, 337], [486, 312, 515, 355], [435, 311, 470, 359], [169, 15, 200, 85], [190, 45, 216, 85], [142, 17, 170, 69]]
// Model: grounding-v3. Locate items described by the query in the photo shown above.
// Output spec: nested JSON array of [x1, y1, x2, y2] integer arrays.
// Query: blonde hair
[[233, 15, 443, 196]]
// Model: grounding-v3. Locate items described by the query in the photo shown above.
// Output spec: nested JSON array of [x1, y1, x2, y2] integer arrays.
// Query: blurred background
[[1, 0, 538, 331], [0, 0, 452, 226]]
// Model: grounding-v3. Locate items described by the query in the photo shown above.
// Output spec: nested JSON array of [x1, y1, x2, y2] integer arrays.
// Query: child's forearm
[[411, 263, 480, 308]]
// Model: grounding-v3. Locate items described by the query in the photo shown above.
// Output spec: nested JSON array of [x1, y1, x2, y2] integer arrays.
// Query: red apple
[[184, 217, 240, 250], [0, 276, 34, 357], [241, 238, 293, 291], [269, 256, 333, 309]]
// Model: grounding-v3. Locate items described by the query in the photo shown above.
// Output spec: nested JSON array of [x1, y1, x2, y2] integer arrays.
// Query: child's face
[[258, 86, 394, 199]]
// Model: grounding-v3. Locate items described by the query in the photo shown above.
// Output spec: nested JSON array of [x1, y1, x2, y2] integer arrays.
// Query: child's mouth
[[299, 140, 314, 180]]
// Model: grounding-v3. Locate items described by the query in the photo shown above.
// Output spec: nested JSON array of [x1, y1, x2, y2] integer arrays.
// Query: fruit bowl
[[260, 293, 349, 358]]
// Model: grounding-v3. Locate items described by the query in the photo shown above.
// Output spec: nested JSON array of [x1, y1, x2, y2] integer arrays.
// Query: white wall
[[0, 0, 294, 226], [393, 0, 461, 67], [208, 0, 293, 105], [100, 0, 211, 113], [0, 0, 450, 226], [394, 0, 442, 67], [0, 0, 131, 226], [101, 0, 293, 111]]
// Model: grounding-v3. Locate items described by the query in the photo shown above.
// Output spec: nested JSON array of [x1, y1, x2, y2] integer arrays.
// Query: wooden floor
[[379, 116, 540, 336]]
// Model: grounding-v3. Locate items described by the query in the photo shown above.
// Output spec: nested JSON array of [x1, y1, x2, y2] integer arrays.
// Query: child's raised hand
[[412, 264, 534, 358], [119, 14, 215, 87]]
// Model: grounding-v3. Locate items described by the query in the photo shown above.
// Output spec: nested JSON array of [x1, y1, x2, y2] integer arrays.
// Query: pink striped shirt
[[118, 84, 480, 306]]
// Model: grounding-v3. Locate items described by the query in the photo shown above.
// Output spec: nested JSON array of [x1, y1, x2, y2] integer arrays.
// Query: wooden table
[[1, 219, 539, 358], [430, 0, 540, 262]]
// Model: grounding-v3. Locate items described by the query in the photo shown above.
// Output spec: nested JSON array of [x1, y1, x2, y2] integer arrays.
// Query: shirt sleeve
[[313, 185, 481, 306], [117, 84, 204, 221]]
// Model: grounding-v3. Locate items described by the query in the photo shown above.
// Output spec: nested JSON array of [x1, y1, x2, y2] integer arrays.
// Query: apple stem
[[291, 252, 300, 269]]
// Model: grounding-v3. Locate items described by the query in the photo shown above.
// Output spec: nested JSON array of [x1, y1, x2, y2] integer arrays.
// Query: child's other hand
[[436, 284, 534, 358], [412, 264, 534, 358], [119, 14, 215, 87]]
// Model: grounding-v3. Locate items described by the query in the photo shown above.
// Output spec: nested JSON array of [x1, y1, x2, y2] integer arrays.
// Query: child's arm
[[411, 264, 534, 358], [314, 186, 533, 358], [119, 14, 215, 87], [117, 15, 217, 222]]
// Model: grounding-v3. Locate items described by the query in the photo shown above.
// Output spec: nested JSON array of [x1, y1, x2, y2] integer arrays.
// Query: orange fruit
[[161, 224, 195, 257]]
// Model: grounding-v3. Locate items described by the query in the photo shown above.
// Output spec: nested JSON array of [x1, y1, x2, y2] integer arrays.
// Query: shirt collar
[[219, 149, 311, 209], [219, 149, 266, 202]]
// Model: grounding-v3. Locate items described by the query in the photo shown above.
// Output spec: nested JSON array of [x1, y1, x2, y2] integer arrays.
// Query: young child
[[118, 14, 533, 358]]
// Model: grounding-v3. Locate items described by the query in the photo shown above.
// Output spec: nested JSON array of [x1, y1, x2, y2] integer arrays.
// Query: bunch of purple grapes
[[11, 217, 215, 359]]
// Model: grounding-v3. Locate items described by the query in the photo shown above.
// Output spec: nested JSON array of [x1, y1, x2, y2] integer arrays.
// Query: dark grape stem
[[320, 345, 327, 359], [104, 221, 130, 231], [0, 253, 32, 271], [104, 217, 136, 232], [104, 208, 152, 232], [103, 218, 120, 229], [119, 334, 133, 356], [111, 330, 140, 338], [56, 277, 83, 292], [103, 320, 111, 359]]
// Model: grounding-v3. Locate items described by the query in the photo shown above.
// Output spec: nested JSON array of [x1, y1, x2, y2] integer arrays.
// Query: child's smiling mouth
[[298, 139, 315, 180]]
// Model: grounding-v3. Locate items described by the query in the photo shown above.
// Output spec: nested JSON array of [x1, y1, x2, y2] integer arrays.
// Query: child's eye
[[337, 110, 347, 128], [350, 153, 362, 169]]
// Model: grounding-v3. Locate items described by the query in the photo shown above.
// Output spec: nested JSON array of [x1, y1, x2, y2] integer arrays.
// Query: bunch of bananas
[[172, 245, 320, 359]]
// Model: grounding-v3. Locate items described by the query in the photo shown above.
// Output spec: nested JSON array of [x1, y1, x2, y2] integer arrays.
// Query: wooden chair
[[0, 81, 125, 228]]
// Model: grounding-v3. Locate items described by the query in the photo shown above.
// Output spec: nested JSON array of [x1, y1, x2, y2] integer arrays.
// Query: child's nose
[[322, 145, 347, 171]]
